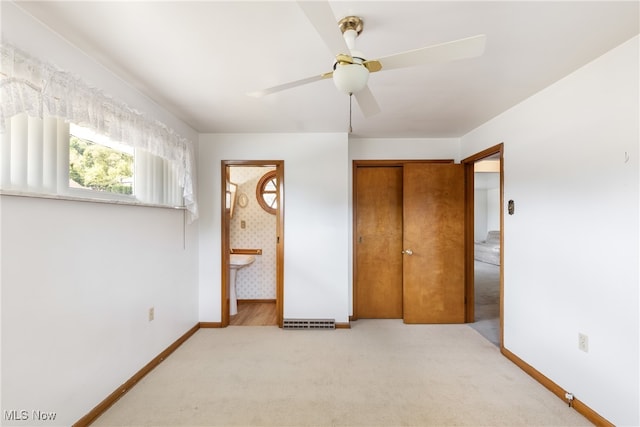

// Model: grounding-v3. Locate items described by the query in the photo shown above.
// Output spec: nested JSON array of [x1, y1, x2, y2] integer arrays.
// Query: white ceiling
[[12, 1, 640, 138]]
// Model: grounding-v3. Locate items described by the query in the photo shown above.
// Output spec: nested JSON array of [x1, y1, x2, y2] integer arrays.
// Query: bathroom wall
[[229, 166, 276, 300]]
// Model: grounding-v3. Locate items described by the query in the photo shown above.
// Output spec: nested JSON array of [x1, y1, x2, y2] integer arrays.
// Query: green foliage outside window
[[69, 136, 133, 195]]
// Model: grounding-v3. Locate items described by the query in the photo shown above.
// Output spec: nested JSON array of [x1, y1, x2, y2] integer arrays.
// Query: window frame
[[1, 113, 185, 209], [256, 170, 277, 215]]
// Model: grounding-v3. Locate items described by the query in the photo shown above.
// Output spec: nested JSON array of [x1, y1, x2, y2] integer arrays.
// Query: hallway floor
[[470, 260, 500, 346]]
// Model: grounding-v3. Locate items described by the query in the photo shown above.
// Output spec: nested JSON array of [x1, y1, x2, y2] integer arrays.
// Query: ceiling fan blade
[[247, 72, 332, 97], [354, 85, 381, 118], [297, 0, 350, 56], [376, 34, 486, 71]]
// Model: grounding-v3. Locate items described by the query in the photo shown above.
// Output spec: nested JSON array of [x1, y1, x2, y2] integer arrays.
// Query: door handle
[[402, 249, 413, 255]]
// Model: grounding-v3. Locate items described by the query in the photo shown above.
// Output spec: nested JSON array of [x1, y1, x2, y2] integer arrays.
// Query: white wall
[[198, 133, 350, 323], [486, 188, 500, 232], [1, 2, 197, 143], [1, 4, 199, 426], [474, 189, 489, 240], [461, 36, 639, 426], [349, 137, 461, 162], [474, 172, 500, 240], [1, 197, 198, 427]]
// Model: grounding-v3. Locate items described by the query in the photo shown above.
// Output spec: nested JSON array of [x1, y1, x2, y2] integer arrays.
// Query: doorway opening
[[221, 161, 284, 327], [462, 144, 504, 347]]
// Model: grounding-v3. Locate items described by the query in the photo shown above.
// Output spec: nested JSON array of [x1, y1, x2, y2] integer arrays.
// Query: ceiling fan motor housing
[[333, 16, 369, 94]]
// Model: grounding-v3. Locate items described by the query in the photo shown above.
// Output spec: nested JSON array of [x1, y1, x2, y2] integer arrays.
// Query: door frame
[[461, 144, 504, 345], [221, 160, 284, 327], [351, 159, 454, 321]]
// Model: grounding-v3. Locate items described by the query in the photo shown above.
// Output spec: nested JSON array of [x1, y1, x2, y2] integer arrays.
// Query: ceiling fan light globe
[[333, 63, 369, 94]]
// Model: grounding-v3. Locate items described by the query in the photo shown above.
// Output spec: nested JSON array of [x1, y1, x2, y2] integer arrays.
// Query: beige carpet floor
[[93, 320, 590, 427]]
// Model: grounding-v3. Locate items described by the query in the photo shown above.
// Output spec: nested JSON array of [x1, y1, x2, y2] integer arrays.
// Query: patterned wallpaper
[[229, 166, 277, 299]]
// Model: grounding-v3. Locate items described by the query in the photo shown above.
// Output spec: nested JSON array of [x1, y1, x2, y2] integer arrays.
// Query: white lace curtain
[[0, 42, 198, 220]]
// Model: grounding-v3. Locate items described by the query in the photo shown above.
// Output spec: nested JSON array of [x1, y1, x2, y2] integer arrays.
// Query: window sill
[[0, 190, 186, 211]]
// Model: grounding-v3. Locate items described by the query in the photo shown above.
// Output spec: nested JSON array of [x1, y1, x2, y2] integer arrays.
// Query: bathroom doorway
[[462, 144, 503, 347], [221, 161, 284, 327]]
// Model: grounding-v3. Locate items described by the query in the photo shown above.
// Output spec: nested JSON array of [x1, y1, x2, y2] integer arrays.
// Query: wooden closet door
[[355, 166, 403, 318], [403, 163, 465, 324]]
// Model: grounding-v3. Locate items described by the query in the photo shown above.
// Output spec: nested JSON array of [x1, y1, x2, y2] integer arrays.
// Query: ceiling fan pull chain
[[349, 93, 353, 133]]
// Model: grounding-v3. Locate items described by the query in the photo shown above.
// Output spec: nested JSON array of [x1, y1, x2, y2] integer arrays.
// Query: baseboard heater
[[283, 319, 335, 330]]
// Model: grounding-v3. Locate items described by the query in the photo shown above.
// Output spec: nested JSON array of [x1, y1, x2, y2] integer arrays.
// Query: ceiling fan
[[248, 1, 486, 118]]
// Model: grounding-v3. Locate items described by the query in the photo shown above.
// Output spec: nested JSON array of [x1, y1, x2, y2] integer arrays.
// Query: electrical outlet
[[578, 333, 588, 352], [565, 392, 574, 407], [148, 307, 155, 322]]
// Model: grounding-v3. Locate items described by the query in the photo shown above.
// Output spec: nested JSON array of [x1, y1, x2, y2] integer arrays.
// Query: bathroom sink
[[229, 254, 256, 316], [230, 254, 256, 269]]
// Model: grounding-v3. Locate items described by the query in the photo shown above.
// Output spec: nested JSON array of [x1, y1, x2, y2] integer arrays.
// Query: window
[[1, 113, 183, 208], [256, 170, 277, 214], [69, 125, 134, 195], [1, 42, 198, 220]]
